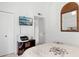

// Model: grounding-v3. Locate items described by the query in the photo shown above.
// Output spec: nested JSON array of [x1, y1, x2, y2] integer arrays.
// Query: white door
[[34, 16, 45, 45], [38, 17, 45, 44], [0, 12, 14, 56]]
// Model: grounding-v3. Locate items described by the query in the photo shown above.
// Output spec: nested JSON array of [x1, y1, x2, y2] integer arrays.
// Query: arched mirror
[[61, 2, 79, 32]]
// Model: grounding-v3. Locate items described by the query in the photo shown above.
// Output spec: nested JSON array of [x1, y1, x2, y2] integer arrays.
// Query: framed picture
[[19, 16, 33, 26]]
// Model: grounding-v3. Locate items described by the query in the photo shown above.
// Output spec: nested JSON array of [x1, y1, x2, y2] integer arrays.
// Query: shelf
[[17, 40, 30, 42], [17, 39, 35, 42]]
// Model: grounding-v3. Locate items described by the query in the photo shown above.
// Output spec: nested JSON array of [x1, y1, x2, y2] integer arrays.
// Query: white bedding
[[21, 43, 79, 57]]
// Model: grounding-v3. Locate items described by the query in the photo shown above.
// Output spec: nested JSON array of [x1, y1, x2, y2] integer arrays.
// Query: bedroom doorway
[[34, 16, 45, 45]]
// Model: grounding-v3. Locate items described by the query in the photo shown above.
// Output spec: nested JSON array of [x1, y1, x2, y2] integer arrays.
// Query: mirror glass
[[62, 10, 77, 31]]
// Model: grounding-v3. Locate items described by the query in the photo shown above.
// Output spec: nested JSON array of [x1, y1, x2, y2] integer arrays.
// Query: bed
[[21, 43, 79, 57]]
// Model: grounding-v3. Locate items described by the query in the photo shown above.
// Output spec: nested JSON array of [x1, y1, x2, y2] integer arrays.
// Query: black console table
[[17, 39, 35, 56]]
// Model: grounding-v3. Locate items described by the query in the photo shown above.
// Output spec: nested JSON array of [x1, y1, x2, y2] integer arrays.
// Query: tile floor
[[1, 53, 19, 57]]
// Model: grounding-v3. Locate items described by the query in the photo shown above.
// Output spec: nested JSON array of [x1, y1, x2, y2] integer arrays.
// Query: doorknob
[[5, 35, 7, 37]]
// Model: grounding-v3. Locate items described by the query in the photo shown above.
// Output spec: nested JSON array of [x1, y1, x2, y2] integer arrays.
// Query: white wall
[[33, 2, 79, 47], [0, 2, 79, 54], [0, 2, 35, 36], [0, 2, 35, 53]]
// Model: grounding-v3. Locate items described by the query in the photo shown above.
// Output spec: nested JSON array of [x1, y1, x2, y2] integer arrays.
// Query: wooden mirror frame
[[61, 2, 79, 32]]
